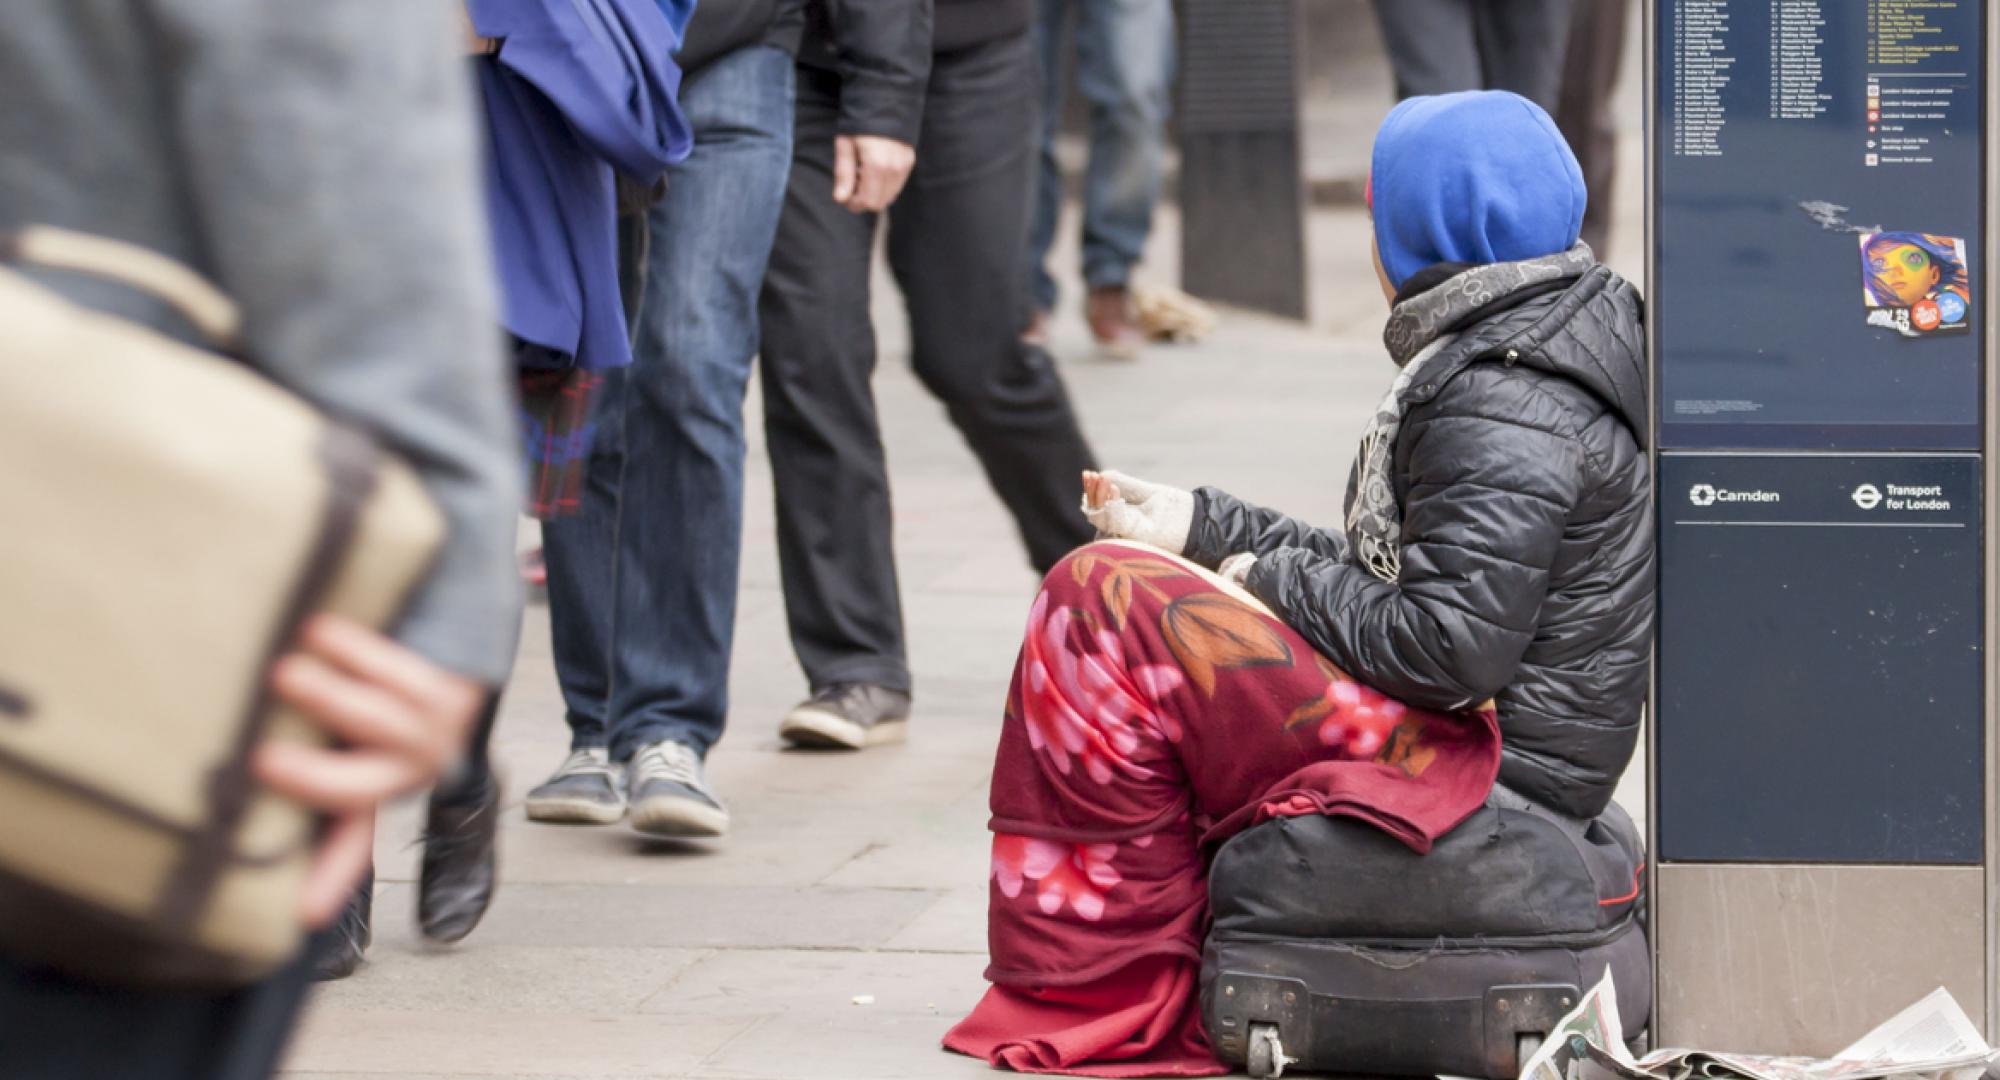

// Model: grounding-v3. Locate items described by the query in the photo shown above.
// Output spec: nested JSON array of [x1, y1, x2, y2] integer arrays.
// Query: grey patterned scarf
[[1347, 244, 1596, 582]]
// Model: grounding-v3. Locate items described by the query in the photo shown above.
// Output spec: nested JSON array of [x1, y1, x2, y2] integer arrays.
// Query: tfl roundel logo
[[1689, 484, 1718, 507]]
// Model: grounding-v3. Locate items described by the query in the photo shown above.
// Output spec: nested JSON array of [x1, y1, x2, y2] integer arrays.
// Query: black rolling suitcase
[[1202, 785, 1650, 1079]]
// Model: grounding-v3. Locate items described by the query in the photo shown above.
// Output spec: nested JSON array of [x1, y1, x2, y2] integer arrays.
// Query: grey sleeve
[[146, 1, 523, 684], [824, 0, 933, 144]]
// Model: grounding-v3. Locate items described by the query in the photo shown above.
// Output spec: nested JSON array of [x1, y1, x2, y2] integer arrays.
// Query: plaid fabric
[[517, 367, 605, 519]]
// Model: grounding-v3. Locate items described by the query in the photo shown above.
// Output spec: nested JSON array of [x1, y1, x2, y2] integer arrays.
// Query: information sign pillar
[[1647, 0, 1997, 1054]]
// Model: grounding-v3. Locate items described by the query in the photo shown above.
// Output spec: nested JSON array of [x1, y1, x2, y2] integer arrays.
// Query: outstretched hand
[[1081, 469, 1196, 555]]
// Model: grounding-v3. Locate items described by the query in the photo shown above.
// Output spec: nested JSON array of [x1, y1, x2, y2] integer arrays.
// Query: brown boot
[[1020, 307, 1052, 348], [1086, 285, 1145, 360]]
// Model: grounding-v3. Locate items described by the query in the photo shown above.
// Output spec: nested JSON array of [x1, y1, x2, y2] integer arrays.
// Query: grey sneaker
[[626, 741, 729, 839], [524, 747, 626, 825], [779, 683, 911, 750]]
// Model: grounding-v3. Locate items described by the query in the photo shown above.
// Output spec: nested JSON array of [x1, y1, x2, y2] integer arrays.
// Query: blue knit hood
[[1369, 90, 1587, 289]]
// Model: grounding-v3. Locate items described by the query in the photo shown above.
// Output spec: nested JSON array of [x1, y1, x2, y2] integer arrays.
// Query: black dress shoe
[[418, 772, 499, 943], [311, 870, 372, 981]]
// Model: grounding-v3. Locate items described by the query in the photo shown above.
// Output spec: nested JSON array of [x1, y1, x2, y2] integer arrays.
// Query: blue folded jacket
[[472, 0, 695, 370]]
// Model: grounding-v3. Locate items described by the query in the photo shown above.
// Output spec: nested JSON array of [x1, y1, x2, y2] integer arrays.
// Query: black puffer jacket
[[1184, 264, 1653, 820]]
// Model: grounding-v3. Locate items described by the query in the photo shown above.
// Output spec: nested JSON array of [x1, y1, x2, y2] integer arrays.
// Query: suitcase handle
[[0, 226, 243, 351]]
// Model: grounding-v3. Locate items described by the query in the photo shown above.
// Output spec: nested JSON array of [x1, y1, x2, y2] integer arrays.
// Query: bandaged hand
[[1081, 469, 1194, 555]]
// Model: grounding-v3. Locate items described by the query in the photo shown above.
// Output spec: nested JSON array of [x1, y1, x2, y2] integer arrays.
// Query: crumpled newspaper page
[[1518, 972, 1993, 1080]]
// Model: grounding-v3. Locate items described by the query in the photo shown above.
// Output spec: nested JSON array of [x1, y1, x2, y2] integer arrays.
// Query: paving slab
[[636, 949, 994, 1080], [815, 804, 994, 891], [635, 948, 987, 1019], [308, 945, 707, 1016], [388, 884, 940, 951], [283, 1075, 645, 1080], [883, 887, 990, 955], [284, 1009, 749, 1077], [685, 1014, 1001, 1080]]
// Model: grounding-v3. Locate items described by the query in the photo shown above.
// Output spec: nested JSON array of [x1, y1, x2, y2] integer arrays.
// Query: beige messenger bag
[[0, 227, 447, 986]]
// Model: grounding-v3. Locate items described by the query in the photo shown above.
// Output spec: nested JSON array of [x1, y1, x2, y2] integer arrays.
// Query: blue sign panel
[[1656, 454, 1985, 864], [1657, 0, 1985, 450]]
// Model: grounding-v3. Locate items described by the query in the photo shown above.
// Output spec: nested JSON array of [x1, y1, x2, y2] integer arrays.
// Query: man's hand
[[833, 134, 916, 213], [255, 615, 485, 927]]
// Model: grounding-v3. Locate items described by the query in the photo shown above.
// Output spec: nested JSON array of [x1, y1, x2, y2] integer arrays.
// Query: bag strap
[[0, 226, 244, 352]]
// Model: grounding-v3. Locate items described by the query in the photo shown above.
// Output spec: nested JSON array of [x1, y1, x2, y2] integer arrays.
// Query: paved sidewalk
[[283, 110, 1644, 1077]]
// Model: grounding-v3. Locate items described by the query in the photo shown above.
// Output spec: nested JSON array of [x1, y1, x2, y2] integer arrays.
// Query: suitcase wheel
[[1516, 1033, 1545, 1075], [1247, 1023, 1295, 1079]]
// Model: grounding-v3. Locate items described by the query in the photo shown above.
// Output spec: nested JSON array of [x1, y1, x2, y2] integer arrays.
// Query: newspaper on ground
[[1517, 971, 1994, 1080], [1516, 969, 1651, 1080]]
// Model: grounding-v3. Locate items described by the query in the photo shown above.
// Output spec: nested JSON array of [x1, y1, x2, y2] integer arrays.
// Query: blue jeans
[[1026, 0, 1176, 312], [542, 45, 796, 760]]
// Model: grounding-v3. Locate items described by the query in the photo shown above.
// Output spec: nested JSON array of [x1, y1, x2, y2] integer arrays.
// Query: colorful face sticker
[[1860, 231, 1972, 338]]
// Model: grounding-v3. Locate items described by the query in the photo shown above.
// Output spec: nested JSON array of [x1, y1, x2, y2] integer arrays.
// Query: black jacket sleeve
[[1242, 379, 1585, 712], [823, 0, 931, 144], [1185, 487, 1350, 568]]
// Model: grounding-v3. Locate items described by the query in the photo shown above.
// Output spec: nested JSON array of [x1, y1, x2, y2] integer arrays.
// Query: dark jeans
[[0, 945, 315, 1080], [759, 33, 1098, 694], [1370, 0, 1574, 111], [543, 45, 797, 758], [1027, 0, 1176, 310]]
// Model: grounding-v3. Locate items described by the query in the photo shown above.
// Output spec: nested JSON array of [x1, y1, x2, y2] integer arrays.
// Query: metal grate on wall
[[1180, 0, 1301, 134]]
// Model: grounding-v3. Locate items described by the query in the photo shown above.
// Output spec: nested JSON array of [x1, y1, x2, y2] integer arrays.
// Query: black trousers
[[1554, 0, 1630, 257], [758, 32, 1098, 693], [1369, 0, 1574, 111], [0, 946, 315, 1080]]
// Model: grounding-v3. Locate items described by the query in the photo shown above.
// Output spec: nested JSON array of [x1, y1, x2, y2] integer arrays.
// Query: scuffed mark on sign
[[1798, 200, 1879, 235]]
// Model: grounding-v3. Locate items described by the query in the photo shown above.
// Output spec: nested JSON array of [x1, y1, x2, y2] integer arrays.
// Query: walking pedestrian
[[526, 0, 811, 838], [1022, 0, 1175, 358], [1370, 0, 1574, 112], [1554, 0, 1631, 257], [312, 0, 694, 979], [758, 0, 1101, 759], [0, 3, 521, 1076]]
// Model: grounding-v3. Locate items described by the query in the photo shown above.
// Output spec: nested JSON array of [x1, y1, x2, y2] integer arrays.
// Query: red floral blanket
[[944, 543, 1502, 1076]]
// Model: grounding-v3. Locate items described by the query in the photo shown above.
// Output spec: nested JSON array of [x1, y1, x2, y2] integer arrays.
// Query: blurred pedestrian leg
[[0, 951, 317, 1080], [760, 27, 1098, 729], [419, 698, 504, 942], [759, 61, 919, 701], [1026, 0, 1174, 351], [1369, 0, 1573, 110], [537, 43, 798, 835], [888, 33, 1098, 572], [1555, 0, 1629, 257]]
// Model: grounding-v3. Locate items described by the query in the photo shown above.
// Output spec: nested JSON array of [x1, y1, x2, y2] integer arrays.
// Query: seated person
[[944, 90, 1653, 1077]]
